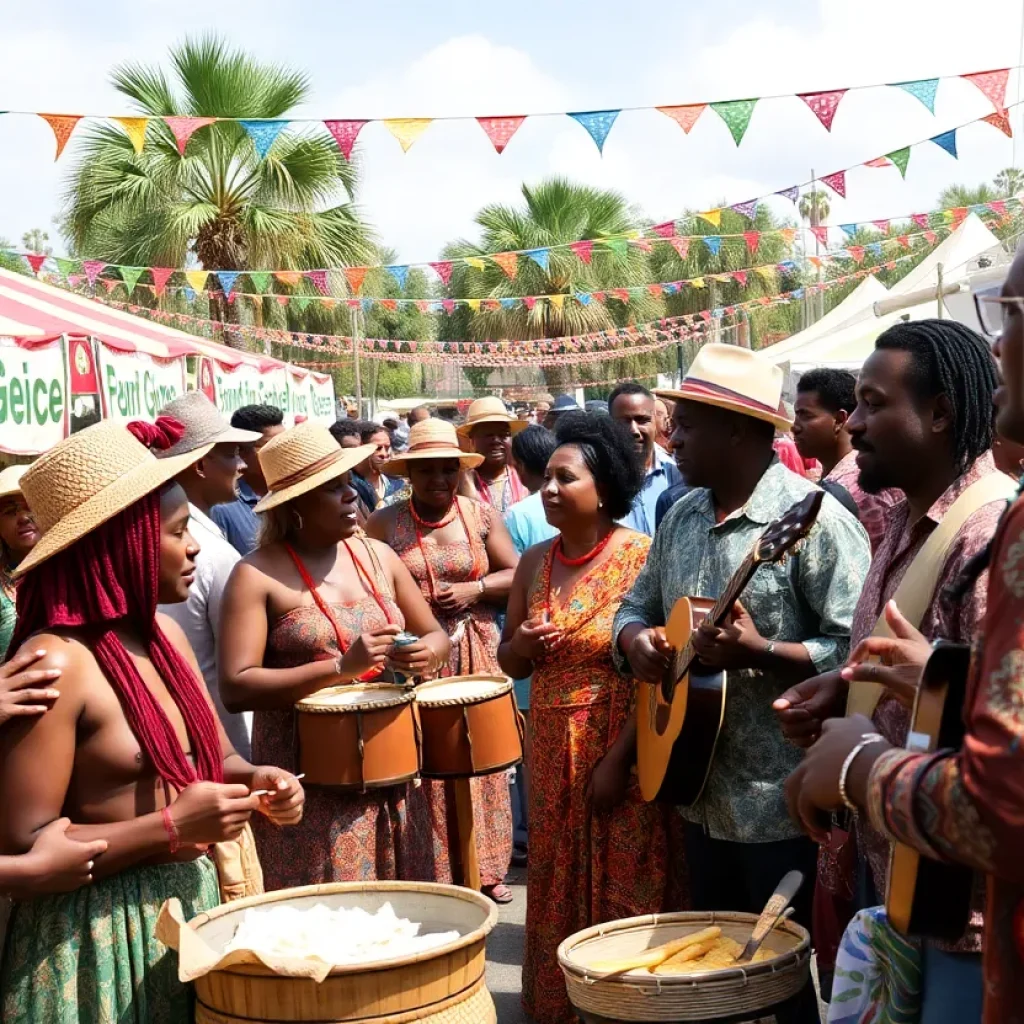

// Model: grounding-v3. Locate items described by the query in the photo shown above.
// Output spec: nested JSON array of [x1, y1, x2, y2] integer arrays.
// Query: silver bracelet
[[838, 733, 885, 813]]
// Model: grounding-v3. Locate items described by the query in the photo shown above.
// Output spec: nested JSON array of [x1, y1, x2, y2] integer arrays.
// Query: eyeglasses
[[974, 293, 1024, 338]]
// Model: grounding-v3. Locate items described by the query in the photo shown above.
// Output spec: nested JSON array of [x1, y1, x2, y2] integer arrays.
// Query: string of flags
[[6, 67, 1016, 161], [93, 250, 921, 366], [50, 224, 959, 314]]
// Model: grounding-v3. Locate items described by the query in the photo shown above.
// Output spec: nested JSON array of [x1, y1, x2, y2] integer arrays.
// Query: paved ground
[[485, 866, 530, 1024]]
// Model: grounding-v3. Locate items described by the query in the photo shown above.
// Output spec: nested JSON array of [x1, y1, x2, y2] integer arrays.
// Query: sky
[[1, 0, 1024, 270]]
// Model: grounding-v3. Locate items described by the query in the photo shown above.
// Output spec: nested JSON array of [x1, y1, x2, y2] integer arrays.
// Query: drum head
[[296, 684, 413, 713], [415, 675, 512, 707]]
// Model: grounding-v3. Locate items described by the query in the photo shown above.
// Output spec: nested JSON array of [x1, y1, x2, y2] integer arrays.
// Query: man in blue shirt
[[211, 404, 285, 555], [609, 382, 681, 536]]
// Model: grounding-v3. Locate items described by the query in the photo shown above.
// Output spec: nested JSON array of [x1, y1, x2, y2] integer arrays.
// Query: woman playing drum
[[219, 424, 450, 889], [365, 418, 518, 904]]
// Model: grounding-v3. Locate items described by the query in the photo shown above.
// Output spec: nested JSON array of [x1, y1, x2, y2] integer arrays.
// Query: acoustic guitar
[[636, 490, 824, 806], [886, 640, 973, 940]]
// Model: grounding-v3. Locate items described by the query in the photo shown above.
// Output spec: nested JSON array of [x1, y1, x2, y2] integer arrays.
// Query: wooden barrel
[[558, 910, 810, 1022], [188, 882, 498, 1023]]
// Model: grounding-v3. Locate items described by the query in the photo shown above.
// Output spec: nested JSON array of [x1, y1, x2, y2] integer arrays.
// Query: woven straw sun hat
[[254, 423, 376, 514], [157, 391, 261, 456], [385, 419, 484, 478], [655, 342, 792, 432], [13, 421, 213, 577], [456, 396, 528, 439], [0, 464, 29, 500]]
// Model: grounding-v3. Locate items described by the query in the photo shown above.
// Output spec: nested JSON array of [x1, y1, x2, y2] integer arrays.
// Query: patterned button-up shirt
[[851, 452, 1007, 952], [867, 488, 1024, 1023], [826, 449, 901, 554], [612, 457, 871, 842]]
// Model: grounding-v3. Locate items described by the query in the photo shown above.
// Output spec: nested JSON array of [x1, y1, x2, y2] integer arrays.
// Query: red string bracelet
[[161, 805, 181, 854]]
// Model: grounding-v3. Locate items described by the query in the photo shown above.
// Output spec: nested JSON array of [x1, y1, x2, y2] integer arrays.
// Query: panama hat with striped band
[[385, 419, 484, 478], [655, 342, 792, 432], [456, 396, 528, 438]]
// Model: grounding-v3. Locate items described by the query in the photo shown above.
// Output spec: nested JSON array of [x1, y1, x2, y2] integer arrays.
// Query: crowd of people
[[2, 247, 1024, 1024]]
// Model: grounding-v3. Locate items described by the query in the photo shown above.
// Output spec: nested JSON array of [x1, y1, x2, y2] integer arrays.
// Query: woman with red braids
[[0, 418, 304, 1024]]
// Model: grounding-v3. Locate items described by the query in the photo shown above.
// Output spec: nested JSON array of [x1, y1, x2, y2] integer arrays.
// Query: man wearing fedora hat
[[458, 397, 529, 513], [155, 391, 261, 759], [613, 344, 870, 1024]]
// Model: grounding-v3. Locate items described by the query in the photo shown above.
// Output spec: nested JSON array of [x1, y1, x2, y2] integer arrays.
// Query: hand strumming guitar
[[626, 627, 673, 684], [690, 601, 764, 670]]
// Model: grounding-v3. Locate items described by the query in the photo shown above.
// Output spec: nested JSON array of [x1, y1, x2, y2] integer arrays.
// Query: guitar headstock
[[754, 490, 824, 565]]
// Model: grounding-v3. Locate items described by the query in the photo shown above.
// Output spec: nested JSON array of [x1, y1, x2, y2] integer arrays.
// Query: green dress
[[1, 855, 219, 1024], [0, 583, 16, 661]]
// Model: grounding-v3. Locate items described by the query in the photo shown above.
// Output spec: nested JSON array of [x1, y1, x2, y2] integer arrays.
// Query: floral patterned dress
[[523, 532, 688, 1024], [251, 546, 447, 888], [391, 497, 513, 888]]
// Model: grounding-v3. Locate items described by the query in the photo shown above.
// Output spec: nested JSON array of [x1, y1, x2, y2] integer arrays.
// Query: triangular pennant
[[891, 78, 940, 113], [609, 288, 630, 303], [430, 261, 453, 285], [383, 118, 432, 152], [548, 293, 566, 310], [274, 270, 302, 287], [798, 89, 848, 132], [839, 224, 858, 237], [163, 116, 215, 156], [647, 285, 664, 298], [24, 254, 46, 275], [120, 266, 145, 294], [821, 170, 846, 197], [112, 116, 149, 154], [652, 222, 676, 238], [743, 231, 760, 254], [67, 274, 84, 289], [868, 243, 883, 257], [732, 270, 748, 286], [696, 209, 722, 228], [415, 300, 431, 313], [39, 114, 82, 160], [873, 219, 890, 233], [54, 256, 78, 279], [185, 269, 209, 292], [656, 104, 707, 134], [670, 237, 691, 260], [150, 267, 174, 296], [606, 238, 629, 258], [526, 248, 550, 271], [386, 265, 409, 290], [276, 294, 290, 306], [343, 266, 367, 294], [885, 147, 911, 179], [731, 200, 759, 221], [950, 206, 969, 228], [911, 213, 930, 230], [500, 298, 517, 310], [810, 226, 829, 247], [523, 296, 537, 310], [924, 230, 938, 244], [476, 116, 526, 154], [709, 99, 758, 145], [983, 109, 1013, 137], [779, 227, 798, 243], [292, 295, 312, 313], [217, 271, 240, 297], [865, 157, 892, 168], [897, 235, 911, 250], [847, 246, 866, 265], [102, 278, 119, 294], [989, 200, 1008, 216], [324, 120, 368, 161], [691, 277, 706, 288], [82, 260, 106, 287], [248, 271, 271, 294], [930, 130, 958, 158], [570, 240, 593, 264], [464, 257, 487, 272], [963, 69, 1010, 110], [567, 109, 621, 153], [576, 292, 592, 306], [776, 186, 800, 204], [702, 236, 722, 256], [307, 269, 330, 295], [184, 285, 197, 303], [466, 299, 481, 312], [240, 120, 288, 159], [491, 252, 519, 278], [633, 238, 653, 253]]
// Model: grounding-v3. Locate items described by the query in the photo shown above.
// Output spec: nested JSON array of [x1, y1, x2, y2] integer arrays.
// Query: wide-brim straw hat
[[254, 423, 376, 514], [14, 422, 213, 577], [157, 391, 261, 457], [0, 464, 29, 500], [655, 342, 792, 432], [386, 420, 484, 478], [456, 396, 528, 438]]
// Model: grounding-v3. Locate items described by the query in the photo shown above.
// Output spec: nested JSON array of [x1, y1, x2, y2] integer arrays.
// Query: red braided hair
[[9, 420, 223, 791]]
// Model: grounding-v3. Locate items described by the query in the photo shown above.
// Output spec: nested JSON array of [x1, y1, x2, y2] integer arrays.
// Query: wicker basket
[[172, 882, 498, 1022], [558, 910, 810, 1023]]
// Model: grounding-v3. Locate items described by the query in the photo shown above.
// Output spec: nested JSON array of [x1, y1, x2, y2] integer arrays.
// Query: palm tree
[[937, 182, 999, 208], [798, 189, 830, 228], [22, 229, 51, 255], [61, 35, 375, 347], [994, 167, 1024, 197], [439, 178, 661, 391]]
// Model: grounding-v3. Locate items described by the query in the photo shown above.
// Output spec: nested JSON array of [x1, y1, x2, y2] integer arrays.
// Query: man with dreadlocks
[[0, 419, 305, 1024], [778, 319, 1015, 1022]]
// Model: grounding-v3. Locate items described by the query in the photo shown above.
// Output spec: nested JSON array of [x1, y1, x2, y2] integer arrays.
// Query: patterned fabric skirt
[[0, 855, 219, 1024]]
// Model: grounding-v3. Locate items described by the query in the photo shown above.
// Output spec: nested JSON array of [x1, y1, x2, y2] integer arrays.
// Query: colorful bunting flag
[[731, 199, 758, 220], [384, 118, 432, 152], [386, 265, 409, 289], [810, 226, 829, 247], [924, 230, 938, 244], [606, 238, 629, 258], [292, 295, 312, 313], [102, 278, 119, 294], [886, 147, 911, 179], [696, 209, 722, 228], [839, 224, 858, 237], [185, 269, 209, 293], [39, 114, 82, 160], [24, 254, 46, 275], [163, 116, 215, 156], [240, 120, 288, 159], [779, 227, 798, 244], [150, 267, 174, 297], [465, 257, 487, 272], [344, 266, 367, 294], [864, 157, 892, 168], [488, 252, 517, 278], [633, 238, 653, 253], [872, 219, 890, 233], [898, 235, 911, 249], [54, 257, 78, 279], [476, 116, 526, 154], [526, 248, 550, 271], [466, 299, 481, 312], [743, 231, 760, 254], [670, 237, 690, 260], [989, 200, 1008, 216], [120, 266, 145, 294], [324, 120, 368, 160], [652, 222, 675, 238], [702, 236, 722, 256], [112, 116, 149, 154], [248, 271, 271, 294], [569, 240, 593, 264], [848, 245, 865, 264], [798, 89, 847, 132], [82, 260, 106, 287], [930, 129, 958, 158], [984, 109, 1013, 137], [776, 186, 800, 204], [274, 270, 302, 287], [549, 294, 566, 310], [217, 271, 240, 297], [911, 213, 930, 229], [963, 69, 1009, 110], [892, 78, 939, 113], [567, 110, 621, 153], [710, 99, 757, 145], [732, 270, 748, 286], [821, 171, 847, 197], [303, 269, 328, 295], [656, 104, 707, 134], [430, 261, 453, 285]]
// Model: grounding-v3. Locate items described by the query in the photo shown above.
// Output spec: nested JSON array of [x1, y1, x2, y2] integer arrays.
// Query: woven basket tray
[[558, 910, 810, 1022]]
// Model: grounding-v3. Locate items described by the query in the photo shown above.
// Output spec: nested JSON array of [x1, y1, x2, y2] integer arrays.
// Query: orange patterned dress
[[522, 532, 688, 1024]]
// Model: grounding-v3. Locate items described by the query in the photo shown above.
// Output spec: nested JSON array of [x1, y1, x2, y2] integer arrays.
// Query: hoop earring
[[291, 509, 304, 532]]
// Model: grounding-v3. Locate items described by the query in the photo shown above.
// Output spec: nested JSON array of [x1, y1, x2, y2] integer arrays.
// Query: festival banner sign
[[211, 360, 291, 418], [288, 368, 336, 425], [95, 340, 187, 423], [0, 335, 70, 455]]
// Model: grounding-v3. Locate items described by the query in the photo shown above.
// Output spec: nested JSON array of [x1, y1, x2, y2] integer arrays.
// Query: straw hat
[[456, 396, 528, 438], [14, 422, 213, 577], [385, 420, 484, 478], [254, 423, 376, 513], [0, 465, 29, 500], [157, 391, 261, 457], [655, 343, 792, 432]]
